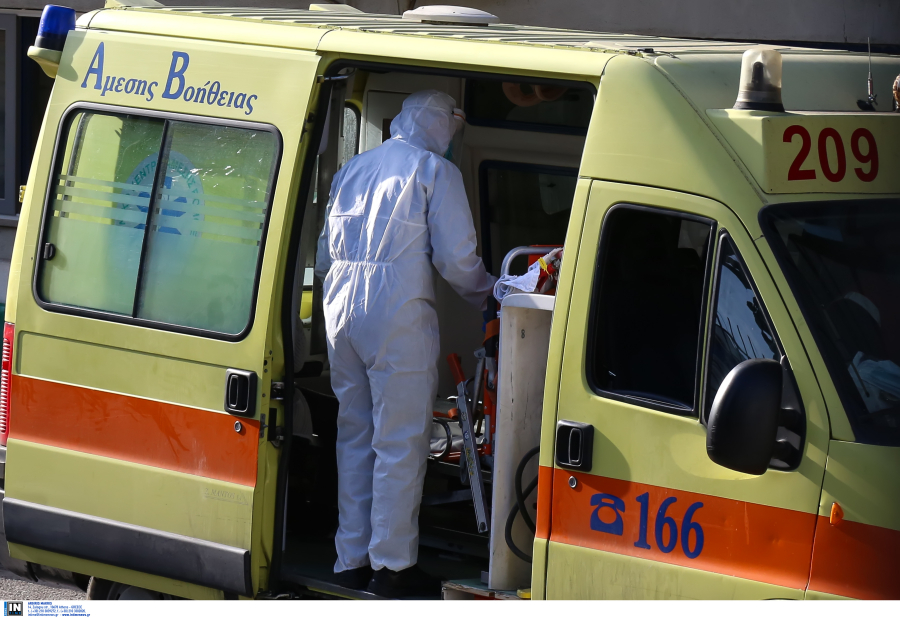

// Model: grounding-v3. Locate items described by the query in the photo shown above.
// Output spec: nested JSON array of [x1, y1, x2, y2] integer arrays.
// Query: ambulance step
[[441, 578, 522, 600], [281, 568, 385, 600]]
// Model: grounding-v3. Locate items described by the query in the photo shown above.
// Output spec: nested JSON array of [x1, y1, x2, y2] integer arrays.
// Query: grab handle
[[500, 245, 562, 277]]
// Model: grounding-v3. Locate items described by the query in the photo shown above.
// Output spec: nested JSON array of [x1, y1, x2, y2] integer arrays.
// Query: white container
[[488, 293, 554, 591]]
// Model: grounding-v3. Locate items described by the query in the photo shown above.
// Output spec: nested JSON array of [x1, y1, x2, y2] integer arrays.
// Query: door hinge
[[271, 381, 285, 401]]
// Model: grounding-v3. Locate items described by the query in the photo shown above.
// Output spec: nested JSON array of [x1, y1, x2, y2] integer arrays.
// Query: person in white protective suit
[[314, 90, 495, 598]]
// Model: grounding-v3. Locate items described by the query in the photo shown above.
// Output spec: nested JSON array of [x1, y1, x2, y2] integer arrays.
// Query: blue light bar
[[35, 5, 76, 52]]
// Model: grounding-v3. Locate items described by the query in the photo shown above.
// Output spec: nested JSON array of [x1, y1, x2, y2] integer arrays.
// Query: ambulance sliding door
[[542, 182, 829, 599], [4, 31, 321, 599]]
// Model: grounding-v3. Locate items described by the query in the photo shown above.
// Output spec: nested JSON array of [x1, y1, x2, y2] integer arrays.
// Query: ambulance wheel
[[86, 576, 174, 600]]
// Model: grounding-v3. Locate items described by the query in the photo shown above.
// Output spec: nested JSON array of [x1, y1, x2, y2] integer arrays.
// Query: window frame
[[477, 159, 578, 275], [32, 102, 284, 342], [463, 75, 595, 136], [699, 229, 784, 424], [585, 202, 716, 418]]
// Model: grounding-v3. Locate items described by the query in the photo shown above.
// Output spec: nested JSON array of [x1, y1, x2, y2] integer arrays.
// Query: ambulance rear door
[[3, 28, 321, 599]]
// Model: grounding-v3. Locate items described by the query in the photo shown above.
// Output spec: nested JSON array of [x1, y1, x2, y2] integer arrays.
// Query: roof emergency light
[[36, 4, 75, 51], [733, 47, 785, 112], [27, 5, 76, 79]]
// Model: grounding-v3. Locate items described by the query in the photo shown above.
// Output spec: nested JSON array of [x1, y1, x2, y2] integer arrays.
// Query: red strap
[[447, 353, 466, 386]]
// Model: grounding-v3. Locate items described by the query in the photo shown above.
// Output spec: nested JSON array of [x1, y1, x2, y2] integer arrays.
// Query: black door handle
[[225, 369, 257, 417], [556, 420, 593, 471]]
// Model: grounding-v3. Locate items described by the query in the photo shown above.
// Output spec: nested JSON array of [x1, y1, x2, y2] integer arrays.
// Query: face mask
[[443, 108, 466, 166]]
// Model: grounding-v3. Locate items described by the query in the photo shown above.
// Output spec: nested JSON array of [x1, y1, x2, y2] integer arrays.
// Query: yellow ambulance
[[1, 0, 898, 600]]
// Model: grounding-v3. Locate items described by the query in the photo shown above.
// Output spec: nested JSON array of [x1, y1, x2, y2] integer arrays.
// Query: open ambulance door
[[3, 28, 322, 599]]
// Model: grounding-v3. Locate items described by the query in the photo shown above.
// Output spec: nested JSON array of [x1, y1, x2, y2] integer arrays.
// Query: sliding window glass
[[136, 122, 275, 333], [40, 112, 163, 314], [587, 206, 713, 414], [37, 109, 279, 338]]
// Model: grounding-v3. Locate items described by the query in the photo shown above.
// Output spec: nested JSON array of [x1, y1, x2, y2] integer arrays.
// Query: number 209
[[783, 125, 879, 183]]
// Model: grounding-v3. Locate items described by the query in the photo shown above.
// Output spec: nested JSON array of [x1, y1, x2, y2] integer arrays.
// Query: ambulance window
[[762, 201, 900, 446], [702, 235, 780, 422], [464, 79, 593, 135], [39, 112, 165, 315], [480, 162, 576, 275], [588, 206, 713, 414], [37, 109, 279, 338], [134, 122, 277, 334]]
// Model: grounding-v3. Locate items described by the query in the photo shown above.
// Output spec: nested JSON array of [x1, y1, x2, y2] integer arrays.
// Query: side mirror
[[706, 358, 782, 475]]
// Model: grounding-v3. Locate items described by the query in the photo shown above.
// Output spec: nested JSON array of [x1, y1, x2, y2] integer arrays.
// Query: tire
[[86, 577, 175, 600]]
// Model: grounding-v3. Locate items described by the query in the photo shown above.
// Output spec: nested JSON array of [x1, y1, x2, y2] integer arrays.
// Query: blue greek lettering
[[101, 75, 115, 96], [195, 82, 209, 104], [162, 51, 190, 100], [207, 81, 221, 105], [81, 43, 105, 90]]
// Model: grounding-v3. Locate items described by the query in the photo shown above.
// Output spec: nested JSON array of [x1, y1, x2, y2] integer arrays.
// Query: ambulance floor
[[282, 535, 486, 599]]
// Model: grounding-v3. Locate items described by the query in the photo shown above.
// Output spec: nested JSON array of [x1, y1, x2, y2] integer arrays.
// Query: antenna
[[867, 38, 876, 106], [857, 37, 878, 111]]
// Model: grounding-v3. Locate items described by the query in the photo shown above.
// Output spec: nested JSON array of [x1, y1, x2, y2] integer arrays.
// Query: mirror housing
[[706, 358, 782, 475]]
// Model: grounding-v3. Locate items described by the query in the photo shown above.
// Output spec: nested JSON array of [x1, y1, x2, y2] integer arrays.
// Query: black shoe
[[334, 565, 373, 590], [367, 565, 441, 599]]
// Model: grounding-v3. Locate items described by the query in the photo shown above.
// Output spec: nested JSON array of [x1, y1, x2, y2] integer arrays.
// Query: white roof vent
[[309, 4, 364, 12], [402, 5, 499, 26]]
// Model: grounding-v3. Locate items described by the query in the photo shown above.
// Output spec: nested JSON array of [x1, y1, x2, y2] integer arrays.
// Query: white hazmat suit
[[315, 90, 495, 574]]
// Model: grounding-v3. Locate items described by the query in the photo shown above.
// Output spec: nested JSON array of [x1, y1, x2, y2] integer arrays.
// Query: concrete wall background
[[347, 0, 900, 47], [3, 0, 898, 46]]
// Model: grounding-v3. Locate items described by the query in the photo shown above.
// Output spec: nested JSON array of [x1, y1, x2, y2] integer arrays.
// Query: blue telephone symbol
[[590, 493, 625, 536]]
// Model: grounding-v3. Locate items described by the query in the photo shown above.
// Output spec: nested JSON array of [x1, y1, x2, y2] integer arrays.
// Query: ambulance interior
[[282, 66, 594, 596]]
